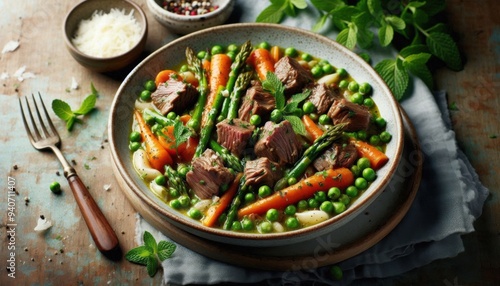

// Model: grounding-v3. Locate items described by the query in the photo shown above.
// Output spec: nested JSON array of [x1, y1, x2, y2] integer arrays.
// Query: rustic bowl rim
[[108, 23, 405, 246]]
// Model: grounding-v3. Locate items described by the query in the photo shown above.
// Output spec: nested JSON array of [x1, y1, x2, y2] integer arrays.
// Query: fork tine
[[19, 97, 36, 144], [23, 96, 42, 141], [37, 92, 59, 138], [31, 93, 50, 138]]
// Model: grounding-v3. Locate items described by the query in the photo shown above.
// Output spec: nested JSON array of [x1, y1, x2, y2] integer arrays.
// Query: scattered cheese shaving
[[2, 40, 20, 54], [103, 184, 112, 191], [0, 72, 8, 80], [13, 65, 36, 82], [72, 9, 142, 58], [34, 215, 53, 232], [71, 77, 79, 90]]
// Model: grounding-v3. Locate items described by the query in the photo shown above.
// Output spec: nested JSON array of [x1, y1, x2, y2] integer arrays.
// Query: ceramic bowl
[[109, 23, 404, 247], [146, 0, 234, 35], [63, 0, 148, 73]]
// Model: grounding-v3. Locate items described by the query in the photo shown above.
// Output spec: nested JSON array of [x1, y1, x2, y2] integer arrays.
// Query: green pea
[[318, 59, 329, 66], [338, 194, 350, 205], [231, 221, 242, 231], [258, 41, 270, 50], [143, 113, 155, 126], [346, 185, 359, 197], [284, 205, 297, 216], [284, 47, 298, 57], [227, 44, 238, 52], [140, 90, 151, 101], [328, 187, 341, 200], [336, 68, 347, 78], [169, 187, 180, 198], [187, 118, 200, 130], [258, 185, 272, 198], [244, 192, 255, 204], [297, 200, 308, 211], [211, 45, 224, 55], [351, 165, 360, 177], [188, 208, 202, 220], [320, 201, 334, 213], [308, 198, 319, 209], [154, 175, 166, 186], [178, 166, 190, 178], [318, 114, 331, 125], [314, 191, 327, 203], [249, 114, 262, 126], [363, 97, 375, 108], [166, 111, 177, 120], [129, 131, 141, 142], [169, 199, 181, 209], [348, 81, 359, 92], [178, 195, 190, 208], [129, 141, 141, 151], [196, 50, 207, 59], [241, 218, 254, 231], [49, 181, 61, 194], [151, 124, 162, 134], [302, 101, 315, 114], [311, 65, 323, 78], [226, 51, 236, 61], [292, 108, 303, 118], [338, 79, 349, 89], [375, 117, 387, 128], [270, 109, 283, 122], [370, 135, 381, 146], [287, 177, 297, 186], [359, 82, 372, 95], [355, 177, 368, 190], [179, 64, 189, 72], [350, 92, 363, 104], [322, 64, 334, 74], [357, 157, 371, 170], [333, 202, 346, 214], [285, 217, 300, 229], [380, 131, 392, 143], [330, 265, 343, 280], [301, 53, 313, 61], [357, 130, 367, 140], [144, 80, 156, 92], [266, 209, 279, 222], [308, 113, 319, 121], [362, 168, 377, 182]]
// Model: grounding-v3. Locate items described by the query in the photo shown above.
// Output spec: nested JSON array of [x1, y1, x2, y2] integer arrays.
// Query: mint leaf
[[173, 119, 191, 149], [143, 231, 158, 253], [426, 32, 463, 71], [256, 2, 285, 23], [73, 94, 96, 115], [90, 82, 99, 96], [403, 53, 434, 89], [386, 15, 406, 30], [375, 59, 409, 101], [262, 72, 285, 109], [311, 0, 344, 12], [157, 241, 176, 261], [399, 44, 429, 57], [290, 89, 310, 103], [52, 99, 74, 121], [378, 22, 394, 47], [312, 14, 329, 32], [283, 115, 307, 136], [146, 255, 159, 277], [337, 25, 357, 50], [125, 245, 153, 265], [290, 0, 307, 10]]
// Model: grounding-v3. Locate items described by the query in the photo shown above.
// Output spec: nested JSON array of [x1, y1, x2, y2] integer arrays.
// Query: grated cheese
[[72, 8, 142, 58]]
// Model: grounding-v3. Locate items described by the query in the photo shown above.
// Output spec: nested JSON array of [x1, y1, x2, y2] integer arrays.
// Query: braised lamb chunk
[[216, 118, 255, 157], [274, 56, 314, 96], [244, 157, 283, 187], [254, 120, 302, 166], [308, 83, 340, 114], [327, 99, 372, 132], [313, 142, 358, 171], [238, 81, 275, 122], [151, 78, 198, 115], [185, 149, 234, 199]]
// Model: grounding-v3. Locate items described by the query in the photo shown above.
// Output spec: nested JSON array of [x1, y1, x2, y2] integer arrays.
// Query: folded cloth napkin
[[135, 1, 489, 284]]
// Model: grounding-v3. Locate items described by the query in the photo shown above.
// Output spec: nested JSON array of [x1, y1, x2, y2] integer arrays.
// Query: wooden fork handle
[[67, 174, 119, 253]]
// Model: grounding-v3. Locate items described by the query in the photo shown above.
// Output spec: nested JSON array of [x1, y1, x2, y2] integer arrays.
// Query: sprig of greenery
[[51, 83, 98, 131], [256, 0, 464, 101], [125, 231, 176, 277], [173, 119, 192, 149], [262, 71, 309, 135]]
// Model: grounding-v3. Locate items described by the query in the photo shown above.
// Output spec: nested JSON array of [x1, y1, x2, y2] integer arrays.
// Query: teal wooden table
[[0, 0, 498, 285]]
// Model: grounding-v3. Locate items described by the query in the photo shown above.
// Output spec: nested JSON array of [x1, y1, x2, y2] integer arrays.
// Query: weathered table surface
[[1, 0, 498, 285]]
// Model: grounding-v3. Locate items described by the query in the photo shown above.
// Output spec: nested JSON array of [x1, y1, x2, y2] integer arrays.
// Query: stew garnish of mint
[[129, 41, 391, 233]]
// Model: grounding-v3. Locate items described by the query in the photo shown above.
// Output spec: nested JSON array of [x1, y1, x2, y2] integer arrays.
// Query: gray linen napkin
[[134, 1, 489, 284]]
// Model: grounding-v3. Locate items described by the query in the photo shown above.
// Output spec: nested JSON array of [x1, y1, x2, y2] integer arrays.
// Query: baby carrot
[[247, 48, 275, 80], [238, 168, 354, 218], [202, 173, 242, 227], [155, 69, 180, 86], [302, 114, 324, 142], [134, 110, 173, 171], [270, 45, 282, 63], [351, 139, 389, 170], [202, 53, 232, 126]]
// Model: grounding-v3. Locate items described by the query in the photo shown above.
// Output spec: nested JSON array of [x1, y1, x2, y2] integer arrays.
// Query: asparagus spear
[[185, 47, 209, 133], [273, 123, 346, 191], [209, 140, 244, 173], [219, 41, 253, 120], [226, 71, 253, 120], [165, 165, 189, 196], [223, 177, 248, 230], [193, 87, 225, 158], [143, 108, 175, 126]]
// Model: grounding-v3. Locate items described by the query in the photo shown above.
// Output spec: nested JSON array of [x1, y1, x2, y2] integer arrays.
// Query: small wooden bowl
[[63, 0, 148, 73]]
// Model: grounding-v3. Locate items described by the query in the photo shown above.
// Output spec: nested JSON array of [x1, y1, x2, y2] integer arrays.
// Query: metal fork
[[19, 93, 119, 254]]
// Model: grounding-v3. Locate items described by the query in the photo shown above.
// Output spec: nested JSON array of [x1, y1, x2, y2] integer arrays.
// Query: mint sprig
[[51, 83, 98, 131], [256, 0, 464, 101], [125, 231, 176, 277]]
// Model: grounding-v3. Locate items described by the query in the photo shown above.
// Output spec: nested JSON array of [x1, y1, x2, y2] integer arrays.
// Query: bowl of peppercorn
[[146, 0, 234, 35]]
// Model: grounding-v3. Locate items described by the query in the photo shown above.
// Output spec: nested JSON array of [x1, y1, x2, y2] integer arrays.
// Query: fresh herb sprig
[[52, 83, 98, 131], [262, 71, 309, 136], [256, 0, 464, 101], [125, 231, 176, 277]]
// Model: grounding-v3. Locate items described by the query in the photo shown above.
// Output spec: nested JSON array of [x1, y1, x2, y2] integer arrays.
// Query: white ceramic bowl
[[146, 0, 234, 35], [109, 23, 404, 247]]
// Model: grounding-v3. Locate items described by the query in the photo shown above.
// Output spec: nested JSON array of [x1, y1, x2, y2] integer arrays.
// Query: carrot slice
[[203, 173, 243, 227], [351, 140, 389, 170], [247, 48, 275, 80], [155, 69, 180, 87], [302, 115, 324, 142], [270, 45, 282, 63], [202, 53, 232, 126]]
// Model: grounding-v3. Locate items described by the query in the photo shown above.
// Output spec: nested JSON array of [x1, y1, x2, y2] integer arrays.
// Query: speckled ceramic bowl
[[146, 0, 234, 35], [63, 0, 148, 72], [109, 23, 404, 247]]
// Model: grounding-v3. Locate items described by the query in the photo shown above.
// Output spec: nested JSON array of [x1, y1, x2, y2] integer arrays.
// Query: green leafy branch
[[125, 231, 177, 277], [256, 0, 464, 101], [51, 83, 99, 131]]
